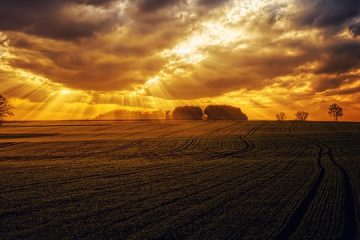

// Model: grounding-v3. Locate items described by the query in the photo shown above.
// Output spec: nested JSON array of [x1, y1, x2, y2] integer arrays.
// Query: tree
[[172, 106, 203, 120], [276, 112, 286, 121], [328, 103, 343, 121], [295, 111, 309, 121], [204, 105, 248, 120], [165, 111, 171, 120], [0, 95, 14, 125]]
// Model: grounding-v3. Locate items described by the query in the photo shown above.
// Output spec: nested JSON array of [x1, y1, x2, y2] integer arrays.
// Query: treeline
[[95, 109, 164, 120], [170, 105, 248, 120]]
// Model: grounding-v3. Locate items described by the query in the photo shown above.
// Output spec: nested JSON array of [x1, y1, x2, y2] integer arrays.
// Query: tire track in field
[[203, 122, 264, 161], [99, 124, 266, 238], [72, 126, 269, 239], [0, 133, 254, 217], [0, 150, 220, 194], [315, 141, 358, 239], [0, 136, 245, 193], [181, 150, 309, 240], [239, 122, 263, 153], [0, 160, 237, 220], [274, 144, 325, 239], [80, 161, 283, 240], [275, 121, 358, 240], [0, 128, 257, 195], [1, 122, 264, 238], [170, 137, 200, 153], [10, 158, 279, 240], [0, 140, 141, 162], [163, 152, 304, 240], [274, 121, 325, 239]]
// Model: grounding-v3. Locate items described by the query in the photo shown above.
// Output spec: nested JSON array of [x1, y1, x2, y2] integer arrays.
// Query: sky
[[0, 0, 359, 121]]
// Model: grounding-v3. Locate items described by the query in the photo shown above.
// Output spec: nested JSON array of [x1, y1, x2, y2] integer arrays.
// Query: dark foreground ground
[[0, 120, 359, 240]]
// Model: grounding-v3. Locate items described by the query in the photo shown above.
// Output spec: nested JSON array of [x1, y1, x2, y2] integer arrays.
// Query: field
[[1, 120, 360, 239]]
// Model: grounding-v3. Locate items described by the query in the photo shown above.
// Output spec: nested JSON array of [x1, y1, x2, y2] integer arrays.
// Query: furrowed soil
[[0, 121, 359, 240]]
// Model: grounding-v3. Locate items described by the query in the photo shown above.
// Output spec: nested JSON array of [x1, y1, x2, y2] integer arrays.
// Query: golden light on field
[[0, 0, 359, 121]]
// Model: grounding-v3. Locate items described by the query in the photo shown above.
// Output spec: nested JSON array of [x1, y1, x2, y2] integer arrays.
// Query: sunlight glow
[[59, 89, 72, 96]]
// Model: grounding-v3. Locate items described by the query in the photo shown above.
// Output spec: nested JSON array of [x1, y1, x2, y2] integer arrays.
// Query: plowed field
[[1, 121, 359, 239]]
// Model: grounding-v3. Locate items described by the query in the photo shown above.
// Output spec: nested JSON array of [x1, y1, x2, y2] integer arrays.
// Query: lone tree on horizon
[[328, 103, 343, 121], [276, 112, 286, 121], [296, 111, 309, 121], [0, 94, 14, 125]]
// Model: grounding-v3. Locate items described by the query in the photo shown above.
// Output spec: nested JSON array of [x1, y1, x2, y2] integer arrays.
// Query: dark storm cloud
[[0, 0, 119, 40], [312, 74, 359, 92], [0, 0, 233, 42], [349, 21, 360, 37], [295, 0, 360, 28], [197, 0, 230, 8], [137, 0, 181, 12], [135, 0, 229, 13], [316, 40, 360, 74]]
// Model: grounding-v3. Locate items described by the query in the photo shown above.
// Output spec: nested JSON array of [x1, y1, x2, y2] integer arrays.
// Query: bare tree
[[296, 111, 309, 121], [276, 112, 286, 121], [328, 103, 343, 121], [0, 95, 14, 125]]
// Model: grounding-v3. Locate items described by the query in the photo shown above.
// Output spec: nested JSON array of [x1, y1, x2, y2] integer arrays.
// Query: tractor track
[[275, 121, 358, 240]]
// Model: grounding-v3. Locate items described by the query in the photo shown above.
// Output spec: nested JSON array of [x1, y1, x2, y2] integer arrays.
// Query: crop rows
[[0, 121, 359, 239]]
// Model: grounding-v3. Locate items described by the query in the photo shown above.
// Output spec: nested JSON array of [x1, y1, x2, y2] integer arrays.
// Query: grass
[[0, 120, 359, 239]]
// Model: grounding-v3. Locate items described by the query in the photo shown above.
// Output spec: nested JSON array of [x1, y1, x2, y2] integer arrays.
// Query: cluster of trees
[[172, 106, 204, 120], [171, 105, 248, 120], [205, 105, 248, 120], [276, 103, 343, 122]]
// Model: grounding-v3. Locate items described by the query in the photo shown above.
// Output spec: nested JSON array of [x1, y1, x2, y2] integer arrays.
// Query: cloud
[[295, 0, 360, 29], [137, 0, 181, 12], [315, 40, 360, 74], [0, 0, 359, 122], [1, 0, 214, 93], [349, 18, 360, 37], [324, 86, 360, 96], [197, 0, 230, 8], [0, 0, 122, 40], [312, 74, 360, 92], [6, 32, 167, 91]]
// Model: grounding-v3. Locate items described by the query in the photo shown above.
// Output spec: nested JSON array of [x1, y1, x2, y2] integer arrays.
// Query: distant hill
[[95, 109, 164, 120]]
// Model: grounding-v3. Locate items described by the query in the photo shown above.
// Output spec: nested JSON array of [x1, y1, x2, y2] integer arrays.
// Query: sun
[[59, 89, 72, 96]]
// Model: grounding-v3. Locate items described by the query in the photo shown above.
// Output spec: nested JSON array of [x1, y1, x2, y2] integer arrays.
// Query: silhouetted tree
[[204, 105, 248, 120], [328, 103, 343, 121], [165, 111, 171, 120], [172, 106, 203, 120], [0, 95, 14, 125], [276, 112, 286, 121], [296, 111, 309, 121]]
